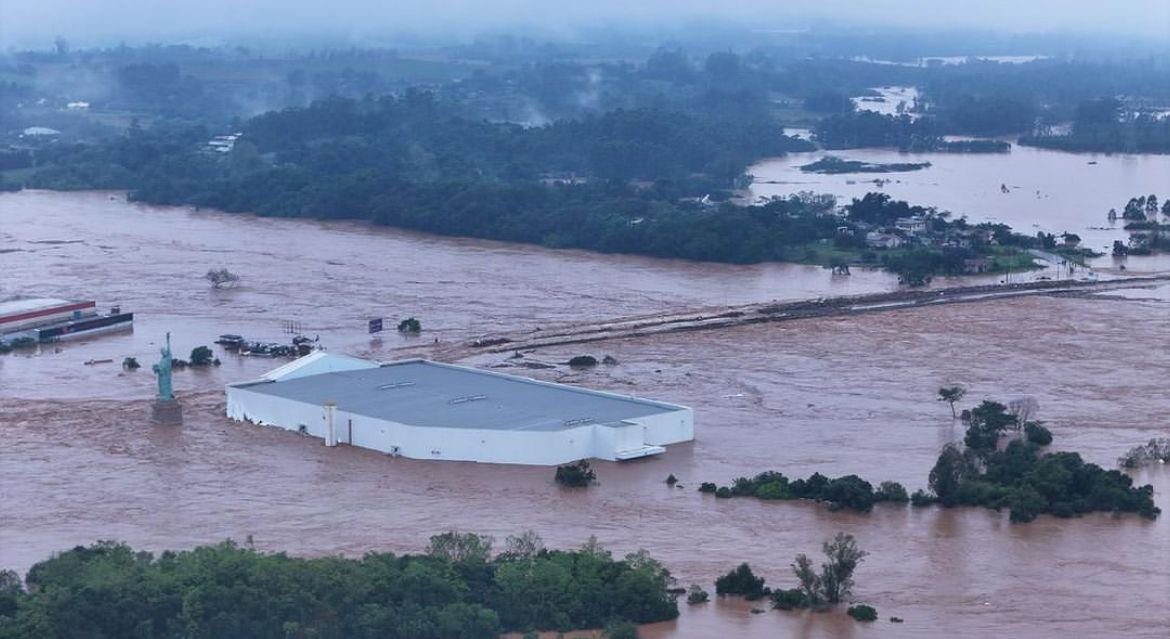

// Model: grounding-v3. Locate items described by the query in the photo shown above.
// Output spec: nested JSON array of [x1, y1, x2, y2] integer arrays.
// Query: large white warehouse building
[[226, 353, 693, 465]]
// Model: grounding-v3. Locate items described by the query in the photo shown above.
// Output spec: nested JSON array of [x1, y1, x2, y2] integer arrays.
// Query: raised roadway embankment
[[426, 274, 1170, 358]]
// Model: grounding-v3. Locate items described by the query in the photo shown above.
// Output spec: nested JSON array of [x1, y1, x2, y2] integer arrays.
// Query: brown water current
[[1, 190, 1169, 638]]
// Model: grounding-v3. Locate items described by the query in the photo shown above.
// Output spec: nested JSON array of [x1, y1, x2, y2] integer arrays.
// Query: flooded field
[[2, 190, 1169, 637], [852, 86, 920, 117], [750, 136, 1170, 255]]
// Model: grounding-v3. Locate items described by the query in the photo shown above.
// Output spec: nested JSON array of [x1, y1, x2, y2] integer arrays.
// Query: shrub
[[770, 588, 808, 610], [847, 605, 878, 622], [568, 355, 598, 368], [603, 620, 639, 639], [397, 317, 421, 333], [555, 460, 596, 487], [1119, 438, 1170, 468], [910, 489, 936, 507], [715, 563, 768, 600], [686, 584, 709, 604], [1023, 422, 1053, 446], [730, 476, 756, 496], [875, 481, 910, 503], [714, 486, 732, 499], [698, 482, 717, 493], [822, 475, 876, 512], [700, 470, 891, 513], [205, 267, 240, 288], [754, 482, 791, 500], [189, 346, 214, 366]]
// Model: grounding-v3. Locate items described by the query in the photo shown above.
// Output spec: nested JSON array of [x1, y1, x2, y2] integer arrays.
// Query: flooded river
[[1, 190, 1168, 637], [750, 132, 1170, 255]]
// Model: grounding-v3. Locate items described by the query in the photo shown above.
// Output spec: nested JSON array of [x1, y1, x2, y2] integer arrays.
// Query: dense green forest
[[7, 90, 1063, 279], [19, 90, 808, 195], [0, 533, 677, 639], [4, 42, 1167, 275]]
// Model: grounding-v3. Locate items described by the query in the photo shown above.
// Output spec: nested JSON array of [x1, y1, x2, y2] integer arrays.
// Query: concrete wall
[[633, 408, 694, 446]]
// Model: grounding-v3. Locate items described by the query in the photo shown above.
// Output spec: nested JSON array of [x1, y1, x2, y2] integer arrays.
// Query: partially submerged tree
[[928, 443, 976, 506], [1007, 397, 1040, 426], [427, 531, 494, 564], [847, 604, 878, 622], [686, 584, 709, 604], [568, 355, 598, 368], [715, 563, 768, 600], [1119, 438, 1170, 469], [501, 530, 545, 560], [555, 460, 596, 487], [189, 345, 215, 366], [961, 400, 1018, 453], [397, 317, 421, 333], [1023, 421, 1053, 446], [789, 533, 868, 609], [937, 386, 966, 418], [819, 533, 868, 604], [205, 268, 241, 289]]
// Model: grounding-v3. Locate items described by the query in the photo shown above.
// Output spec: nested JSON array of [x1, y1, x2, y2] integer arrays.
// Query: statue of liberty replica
[[150, 332, 183, 424]]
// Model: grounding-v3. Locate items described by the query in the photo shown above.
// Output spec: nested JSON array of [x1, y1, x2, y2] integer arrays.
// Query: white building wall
[[227, 381, 695, 466], [334, 408, 601, 465], [227, 386, 328, 437], [631, 408, 694, 446]]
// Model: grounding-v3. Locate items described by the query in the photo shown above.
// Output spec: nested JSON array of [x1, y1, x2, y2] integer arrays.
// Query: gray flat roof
[[236, 359, 686, 432]]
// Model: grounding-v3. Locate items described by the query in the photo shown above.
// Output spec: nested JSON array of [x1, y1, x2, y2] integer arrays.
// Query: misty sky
[[2, 0, 1168, 48]]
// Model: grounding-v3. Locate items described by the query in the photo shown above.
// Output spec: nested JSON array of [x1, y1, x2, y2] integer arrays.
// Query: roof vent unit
[[377, 381, 415, 390]]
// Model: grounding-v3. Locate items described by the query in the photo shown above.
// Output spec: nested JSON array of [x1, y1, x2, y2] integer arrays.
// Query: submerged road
[[413, 274, 1170, 359]]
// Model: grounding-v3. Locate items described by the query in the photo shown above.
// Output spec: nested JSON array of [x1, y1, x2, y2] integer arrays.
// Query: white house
[[226, 355, 693, 465]]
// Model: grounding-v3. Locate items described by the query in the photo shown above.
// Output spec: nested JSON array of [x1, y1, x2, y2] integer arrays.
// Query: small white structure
[[226, 355, 693, 465], [894, 216, 928, 235], [21, 126, 60, 137], [865, 231, 904, 249], [206, 132, 241, 153]]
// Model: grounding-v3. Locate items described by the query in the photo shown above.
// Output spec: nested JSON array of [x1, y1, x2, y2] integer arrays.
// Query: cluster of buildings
[[0, 298, 133, 344], [855, 215, 999, 273], [206, 132, 242, 154]]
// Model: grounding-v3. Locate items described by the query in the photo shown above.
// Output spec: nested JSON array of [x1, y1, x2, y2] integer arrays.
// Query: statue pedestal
[[151, 397, 183, 425]]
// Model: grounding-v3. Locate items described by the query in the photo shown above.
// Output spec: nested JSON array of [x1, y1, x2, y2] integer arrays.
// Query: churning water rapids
[[1, 190, 1168, 638]]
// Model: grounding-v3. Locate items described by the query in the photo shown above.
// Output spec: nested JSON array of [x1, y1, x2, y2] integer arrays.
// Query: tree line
[[0, 532, 677, 639]]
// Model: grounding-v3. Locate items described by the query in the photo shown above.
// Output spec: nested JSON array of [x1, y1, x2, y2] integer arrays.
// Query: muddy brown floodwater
[[2, 190, 1169, 638]]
